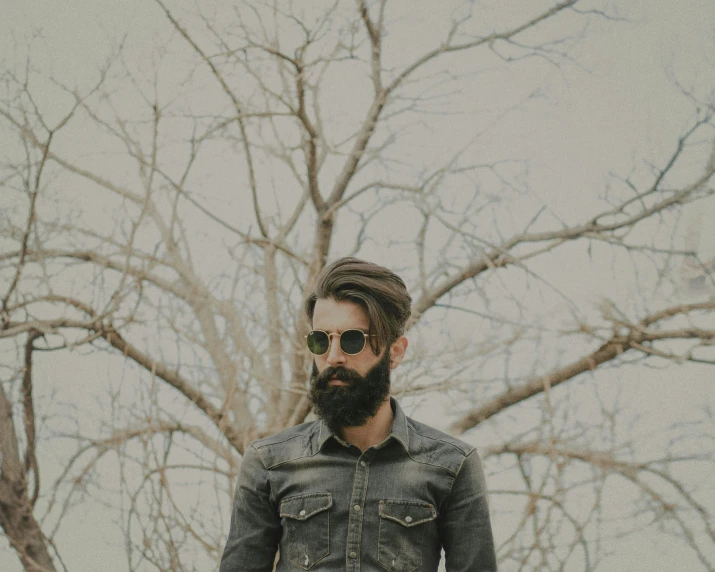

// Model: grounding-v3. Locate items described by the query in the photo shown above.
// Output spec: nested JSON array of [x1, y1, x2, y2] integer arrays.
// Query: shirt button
[[353, 504, 361, 511], [405, 516, 413, 523], [299, 510, 306, 516], [349, 551, 357, 558], [360, 461, 366, 467]]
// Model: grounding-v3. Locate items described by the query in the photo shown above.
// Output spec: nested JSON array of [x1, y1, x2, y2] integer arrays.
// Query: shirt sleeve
[[219, 443, 282, 572], [439, 448, 497, 572]]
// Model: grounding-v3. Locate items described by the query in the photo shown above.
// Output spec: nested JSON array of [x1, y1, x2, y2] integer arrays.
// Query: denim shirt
[[220, 398, 496, 572]]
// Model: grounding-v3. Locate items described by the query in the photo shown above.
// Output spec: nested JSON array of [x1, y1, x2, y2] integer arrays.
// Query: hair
[[304, 257, 412, 354]]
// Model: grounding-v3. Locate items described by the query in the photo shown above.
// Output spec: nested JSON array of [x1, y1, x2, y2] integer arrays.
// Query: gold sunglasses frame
[[305, 329, 373, 356]]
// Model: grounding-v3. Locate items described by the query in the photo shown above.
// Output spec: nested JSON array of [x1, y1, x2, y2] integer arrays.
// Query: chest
[[270, 449, 450, 571]]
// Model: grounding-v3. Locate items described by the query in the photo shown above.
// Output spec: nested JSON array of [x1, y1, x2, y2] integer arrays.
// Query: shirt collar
[[316, 396, 410, 452], [387, 397, 410, 451]]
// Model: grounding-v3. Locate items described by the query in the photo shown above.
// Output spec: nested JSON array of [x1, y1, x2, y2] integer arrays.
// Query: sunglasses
[[305, 329, 372, 356]]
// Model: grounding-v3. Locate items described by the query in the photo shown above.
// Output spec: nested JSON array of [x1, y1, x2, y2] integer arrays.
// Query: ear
[[388, 336, 408, 370]]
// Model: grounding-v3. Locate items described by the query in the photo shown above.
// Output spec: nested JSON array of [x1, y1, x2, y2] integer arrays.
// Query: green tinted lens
[[340, 330, 366, 355], [307, 331, 329, 355]]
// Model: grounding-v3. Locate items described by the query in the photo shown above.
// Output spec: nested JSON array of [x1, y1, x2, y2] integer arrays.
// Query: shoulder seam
[[253, 431, 307, 450], [251, 421, 318, 450], [423, 434, 473, 456], [407, 420, 474, 456], [250, 424, 319, 470]]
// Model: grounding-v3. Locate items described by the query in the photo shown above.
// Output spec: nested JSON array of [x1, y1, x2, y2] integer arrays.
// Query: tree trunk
[[0, 384, 56, 572]]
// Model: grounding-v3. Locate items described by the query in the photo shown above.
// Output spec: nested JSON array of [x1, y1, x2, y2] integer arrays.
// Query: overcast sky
[[2, 0, 714, 571]]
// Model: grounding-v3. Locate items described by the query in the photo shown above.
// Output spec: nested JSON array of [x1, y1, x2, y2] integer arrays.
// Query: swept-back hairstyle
[[304, 257, 412, 354]]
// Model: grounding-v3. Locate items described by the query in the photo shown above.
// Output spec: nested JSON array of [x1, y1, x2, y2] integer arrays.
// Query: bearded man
[[220, 258, 496, 571]]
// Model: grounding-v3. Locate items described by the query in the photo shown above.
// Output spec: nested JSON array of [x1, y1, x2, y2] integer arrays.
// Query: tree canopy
[[1, 1, 714, 570]]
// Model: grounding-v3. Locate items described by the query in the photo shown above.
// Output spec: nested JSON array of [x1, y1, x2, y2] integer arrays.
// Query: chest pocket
[[378, 499, 437, 572], [280, 492, 332, 570]]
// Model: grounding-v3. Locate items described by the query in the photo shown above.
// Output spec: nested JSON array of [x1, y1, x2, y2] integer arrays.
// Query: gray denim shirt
[[219, 398, 496, 571]]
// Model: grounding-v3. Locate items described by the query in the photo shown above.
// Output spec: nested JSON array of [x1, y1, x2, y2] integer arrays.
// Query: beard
[[308, 350, 391, 435]]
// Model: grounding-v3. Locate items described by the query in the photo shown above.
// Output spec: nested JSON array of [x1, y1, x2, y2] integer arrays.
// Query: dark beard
[[308, 351, 391, 435]]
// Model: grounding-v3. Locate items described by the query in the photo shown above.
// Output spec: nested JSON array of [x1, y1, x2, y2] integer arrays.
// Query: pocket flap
[[280, 493, 332, 520], [379, 499, 436, 527]]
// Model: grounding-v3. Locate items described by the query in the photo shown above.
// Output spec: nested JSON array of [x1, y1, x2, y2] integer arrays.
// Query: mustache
[[314, 366, 365, 388]]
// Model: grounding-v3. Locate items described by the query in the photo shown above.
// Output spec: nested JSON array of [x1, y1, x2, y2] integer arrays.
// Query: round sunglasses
[[305, 329, 372, 356]]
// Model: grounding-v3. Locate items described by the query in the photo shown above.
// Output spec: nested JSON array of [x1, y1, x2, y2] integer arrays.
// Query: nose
[[325, 333, 346, 366]]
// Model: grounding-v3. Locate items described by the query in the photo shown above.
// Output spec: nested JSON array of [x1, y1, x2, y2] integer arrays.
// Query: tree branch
[[450, 301, 715, 434]]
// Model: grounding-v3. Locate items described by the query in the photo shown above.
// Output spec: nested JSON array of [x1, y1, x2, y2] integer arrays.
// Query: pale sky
[[1, 0, 714, 571]]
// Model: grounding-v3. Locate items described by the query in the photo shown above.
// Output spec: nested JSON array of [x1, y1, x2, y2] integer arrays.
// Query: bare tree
[[1, 1, 714, 570]]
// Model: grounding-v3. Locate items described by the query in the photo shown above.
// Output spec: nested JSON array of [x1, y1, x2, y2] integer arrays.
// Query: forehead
[[312, 298, 369, 331]]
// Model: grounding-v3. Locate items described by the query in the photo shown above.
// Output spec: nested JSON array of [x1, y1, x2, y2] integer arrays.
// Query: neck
[[340, 398, 394, 452]]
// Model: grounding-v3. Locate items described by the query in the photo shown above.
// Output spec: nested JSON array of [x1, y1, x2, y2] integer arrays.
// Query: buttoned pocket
[[280, 492, 332, 570], [378, 499, 436, 572]]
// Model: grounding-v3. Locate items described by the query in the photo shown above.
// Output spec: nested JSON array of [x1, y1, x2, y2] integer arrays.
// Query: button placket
[[346, 452, 374, 570]]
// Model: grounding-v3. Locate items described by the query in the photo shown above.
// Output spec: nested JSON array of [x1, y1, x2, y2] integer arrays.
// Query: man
[[220, 257, 497, 571]]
